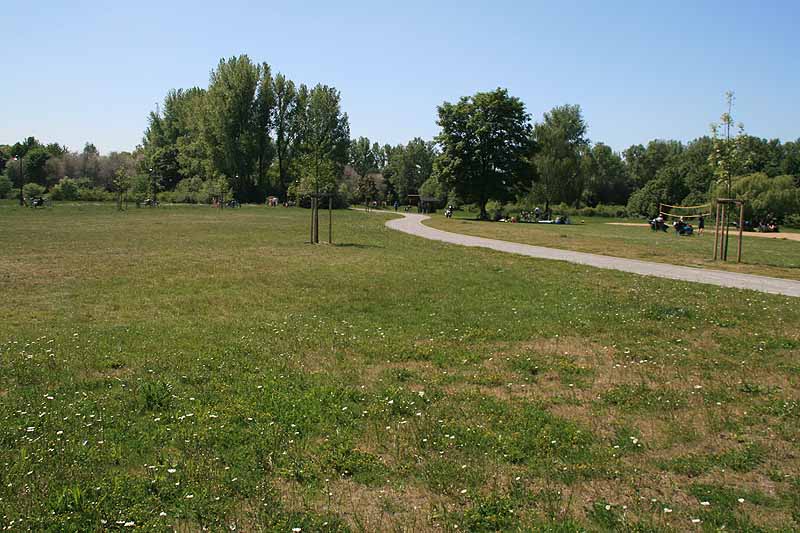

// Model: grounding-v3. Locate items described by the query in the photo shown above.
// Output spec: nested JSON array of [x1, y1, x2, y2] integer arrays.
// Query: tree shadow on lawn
[[332, 242, 383, 249]]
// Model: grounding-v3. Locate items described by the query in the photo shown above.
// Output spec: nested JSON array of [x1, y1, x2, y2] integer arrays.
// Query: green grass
[[1, 203, 799, 531], [424, 213, 800, 280]]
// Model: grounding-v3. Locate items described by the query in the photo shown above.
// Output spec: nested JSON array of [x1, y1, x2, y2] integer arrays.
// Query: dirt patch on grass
[[492, 336, 614, 359], [273, 477, 445, 531], [78, 365, 132, 382]]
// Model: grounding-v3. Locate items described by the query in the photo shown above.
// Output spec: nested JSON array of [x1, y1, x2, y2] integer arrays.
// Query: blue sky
[[2, 0, 798, 154]]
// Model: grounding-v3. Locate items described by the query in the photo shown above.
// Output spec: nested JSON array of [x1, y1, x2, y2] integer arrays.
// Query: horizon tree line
[[2, 64, 799, 221]]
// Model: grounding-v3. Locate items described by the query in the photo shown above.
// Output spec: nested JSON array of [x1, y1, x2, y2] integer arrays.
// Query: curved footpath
[[380, 212, 800, 298]]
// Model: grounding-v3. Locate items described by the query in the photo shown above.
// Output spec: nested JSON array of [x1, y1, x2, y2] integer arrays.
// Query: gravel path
[[382, 212, 800, 298]]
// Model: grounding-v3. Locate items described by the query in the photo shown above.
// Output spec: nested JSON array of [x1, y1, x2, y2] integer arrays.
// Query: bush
[[77, 187, 113, 202], [0, 174, 12, 198], [785, 214, 800, 229], [713, 173, 800, 223], [484, 200, 506, 221], [199, 177, 231, 204], [22, 182, 46, 200], [627, 180, 666, 217], [50, 178, 80, 201], [172, 177, 203, 204], [130, 173, 152, 203]]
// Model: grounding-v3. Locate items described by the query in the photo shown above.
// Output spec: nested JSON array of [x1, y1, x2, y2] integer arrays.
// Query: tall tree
[[533, 104, 589, 210], [349, 137, 380, 204], [296, 84, 350, 195], [623, 140, 683, 190], [584, 143, 630, 206], [170, 87, 211, 182], [0, 144, 11, 174], [435, 88, 531, 219], [709, 90, 747, 197], [349, 136, 377, 180], [254, 63, 276, 193], [23, 146, 52, 186], [783, 139, 800, 183], [204, 55, 261, 200], [294, 84, 349, 242], [272, 73, 299, 197]]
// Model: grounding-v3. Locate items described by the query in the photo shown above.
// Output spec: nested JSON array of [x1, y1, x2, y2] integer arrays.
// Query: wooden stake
[[713, 202, 721, 260], [309, 197, 315, 243], [314, 197, 319, 243], [328, 196, 333, 244], [737, 202, 744, 263], [721, 204, 728, 261], [722, 204, 731, 261]]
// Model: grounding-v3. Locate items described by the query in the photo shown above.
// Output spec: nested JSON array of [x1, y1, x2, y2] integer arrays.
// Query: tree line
[[2, 61, 799, 223], [430, 88, 800, 222], [140, 55, 351, 204]]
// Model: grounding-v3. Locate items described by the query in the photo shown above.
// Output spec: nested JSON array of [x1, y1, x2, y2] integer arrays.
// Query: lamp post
[[148, 167, 157, 206], [13, 156, 24, 206]]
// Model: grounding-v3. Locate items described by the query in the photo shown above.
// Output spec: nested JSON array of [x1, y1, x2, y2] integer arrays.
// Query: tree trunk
[[479, 199, 488, 220], [278, 155, 285, 199]]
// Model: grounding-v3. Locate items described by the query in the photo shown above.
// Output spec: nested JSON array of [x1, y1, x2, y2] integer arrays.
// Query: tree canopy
[[434, 88, 532, 219], [532, 104, 589, 210], [3, 83, 799, 225]]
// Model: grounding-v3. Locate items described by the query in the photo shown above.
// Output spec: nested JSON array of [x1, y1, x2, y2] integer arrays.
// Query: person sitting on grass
[[673, 217, 693, 236], [651, 214, 667, 232]]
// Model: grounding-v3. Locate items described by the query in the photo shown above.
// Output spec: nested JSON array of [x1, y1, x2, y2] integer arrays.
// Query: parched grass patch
[[659, 443, 766, 477], [1, 204, 799, 530]]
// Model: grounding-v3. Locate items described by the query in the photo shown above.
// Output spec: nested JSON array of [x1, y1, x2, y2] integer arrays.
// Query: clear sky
[[2, 0, 798, 154]]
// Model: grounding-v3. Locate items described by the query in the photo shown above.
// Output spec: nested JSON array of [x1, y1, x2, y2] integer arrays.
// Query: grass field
[[424, 214, 800, 281], [1, 204, 799, 531]]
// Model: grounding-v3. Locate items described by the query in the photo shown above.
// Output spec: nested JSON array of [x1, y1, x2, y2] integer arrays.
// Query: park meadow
[[1, 203, 799, 531]]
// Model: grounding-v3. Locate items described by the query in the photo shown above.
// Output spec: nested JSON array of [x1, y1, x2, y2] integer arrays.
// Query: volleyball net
[[658, 202, 712, 220]]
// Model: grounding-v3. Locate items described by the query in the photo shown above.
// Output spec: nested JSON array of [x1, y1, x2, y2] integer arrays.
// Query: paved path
[[381, 212, 800, 298]]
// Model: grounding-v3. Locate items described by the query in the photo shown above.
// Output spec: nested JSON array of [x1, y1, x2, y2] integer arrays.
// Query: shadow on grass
[[332, 242, 383, 249]]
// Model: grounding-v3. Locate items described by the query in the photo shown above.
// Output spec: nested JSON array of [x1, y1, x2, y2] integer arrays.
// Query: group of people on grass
[[650, 213, 781, 236], [650, 214, 704, 236], [756, 216, 780, 233], [502, 206, 569, 224]]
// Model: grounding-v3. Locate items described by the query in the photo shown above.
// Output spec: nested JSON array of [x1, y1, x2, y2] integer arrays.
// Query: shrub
[[0, 174, 12, 198], [22, 182, 46, 199], [199, 177, 231, 204], [785, 214, 800, 228], [484, 200, 506, 220], [129, 173, 152, 203], [50, 177, 80, 201], [77, 187, 113, 201], [627, 180, 667, 217], [172, 177, 203, 203], [713, 173, 800, 223]]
